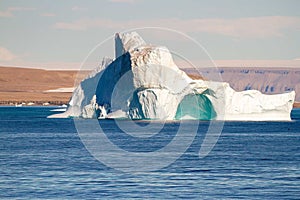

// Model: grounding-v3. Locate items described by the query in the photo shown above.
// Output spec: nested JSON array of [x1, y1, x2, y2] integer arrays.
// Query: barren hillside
[[0, 67, 81, 104]]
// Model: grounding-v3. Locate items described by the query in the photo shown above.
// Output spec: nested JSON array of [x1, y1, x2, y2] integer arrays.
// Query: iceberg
[[49, 32, 295, 121]]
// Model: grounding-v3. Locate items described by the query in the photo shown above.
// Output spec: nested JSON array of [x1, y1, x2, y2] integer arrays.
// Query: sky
[[0, 0, 300, 69]]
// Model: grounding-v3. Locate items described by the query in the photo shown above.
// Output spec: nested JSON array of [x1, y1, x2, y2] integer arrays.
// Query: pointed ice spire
[[114, 32, 146, 59]]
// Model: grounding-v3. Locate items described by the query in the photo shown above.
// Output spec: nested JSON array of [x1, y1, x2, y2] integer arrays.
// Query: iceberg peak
[[115, 32, 146, 59]]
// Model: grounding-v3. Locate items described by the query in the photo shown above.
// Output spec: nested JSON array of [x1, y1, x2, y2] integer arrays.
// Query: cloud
[[214, 59, 300, 68], [71, 6, 88, 11], [195, 16, 300, 38], [0, 11, 13, 17], [8, 7, 36, 12], [53, 16, 300, 38], [0, 47, 17, 61], [0, 61, 96, 70], [54, 18, 118, 31], [108, 0, 138, 3], [40, 13, 56, 17], [0, 7, 36, 17]]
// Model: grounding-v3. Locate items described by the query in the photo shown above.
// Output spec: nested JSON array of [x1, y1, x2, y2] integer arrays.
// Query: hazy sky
[[0, 0, 300, 69]]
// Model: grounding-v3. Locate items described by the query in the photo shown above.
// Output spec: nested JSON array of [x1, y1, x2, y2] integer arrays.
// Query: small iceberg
[[50, 108, 67, 112]]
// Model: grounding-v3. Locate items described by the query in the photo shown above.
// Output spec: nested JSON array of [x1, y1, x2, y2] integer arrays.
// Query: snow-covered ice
[[44, 87, 74, 93]]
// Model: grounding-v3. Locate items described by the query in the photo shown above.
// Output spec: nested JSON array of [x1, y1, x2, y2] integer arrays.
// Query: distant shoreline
[[294, 102, 300, 108], [0, 101, 69, 106]]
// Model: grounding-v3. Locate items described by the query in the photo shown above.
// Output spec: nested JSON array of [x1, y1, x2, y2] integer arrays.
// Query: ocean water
[[0, 106, 299, 199]]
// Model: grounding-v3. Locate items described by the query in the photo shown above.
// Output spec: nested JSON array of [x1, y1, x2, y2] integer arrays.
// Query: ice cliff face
[[49, 32, 295, 121]]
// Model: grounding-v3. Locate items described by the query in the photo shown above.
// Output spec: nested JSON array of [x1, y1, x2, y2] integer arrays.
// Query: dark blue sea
[[0, 106, 299, 199]]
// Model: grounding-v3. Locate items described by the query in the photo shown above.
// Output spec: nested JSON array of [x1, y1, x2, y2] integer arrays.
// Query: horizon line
[[1, 59, 300, 70]]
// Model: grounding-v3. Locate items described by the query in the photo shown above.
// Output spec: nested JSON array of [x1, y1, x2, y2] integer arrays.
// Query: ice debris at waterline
[[49, 32, 295, 121]]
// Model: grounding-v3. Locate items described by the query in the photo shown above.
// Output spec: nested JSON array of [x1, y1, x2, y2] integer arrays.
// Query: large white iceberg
[[49, 32, 295, 121]]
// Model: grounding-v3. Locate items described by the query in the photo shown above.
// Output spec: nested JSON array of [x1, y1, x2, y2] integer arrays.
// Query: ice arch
[[175, 94, 217, 120]]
